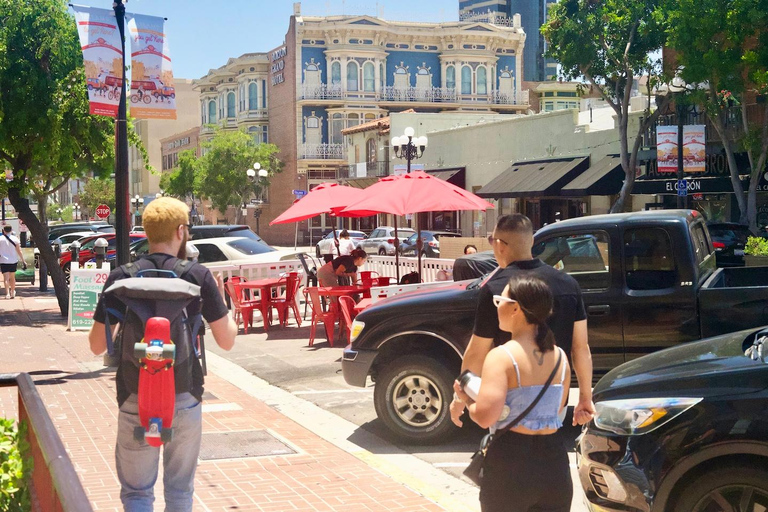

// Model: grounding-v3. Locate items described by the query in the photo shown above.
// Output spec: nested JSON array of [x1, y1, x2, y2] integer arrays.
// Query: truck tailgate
[[699, 266, 768, 338]]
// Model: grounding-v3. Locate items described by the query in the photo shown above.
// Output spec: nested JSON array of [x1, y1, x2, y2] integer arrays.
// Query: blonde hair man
[[89, 197, 236, 511]]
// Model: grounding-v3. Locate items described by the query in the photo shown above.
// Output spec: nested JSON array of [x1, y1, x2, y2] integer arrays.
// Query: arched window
[[248, 82, 258, 110], [461, 66, 472, 95], [347, 61, 358, 91], [477, 66, 487, 95], [347, 112, 359, 128], [363, 62, 375, 92], [331, 62, 341, 85], [226, 91, 235, 118], [446, 65, 456, 90], [499, 69, 513, 97], [208, 100, 216, 124], [304, 60, 320, 88], [416, 66, 431, 90], [394, 65, 409, 89], [239, 84, 245, 112]]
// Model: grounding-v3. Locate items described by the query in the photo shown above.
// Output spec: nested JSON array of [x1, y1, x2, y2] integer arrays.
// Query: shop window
[[347, 61, 358, 91], [477, 66, 487, 95], [363, 62, 375, 92], [533, 232, 611, 291], [226, 92, 235, 118], [623, 228, 677, 290]]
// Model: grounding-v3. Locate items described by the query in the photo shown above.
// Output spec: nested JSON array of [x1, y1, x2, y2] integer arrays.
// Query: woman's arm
[[467, 348, 509, 429], [334, 264, 347, 276], [560, 356, 571, 414]]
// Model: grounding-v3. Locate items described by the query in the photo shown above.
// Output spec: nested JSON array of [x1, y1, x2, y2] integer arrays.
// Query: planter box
[[745, 255, 768, 267]]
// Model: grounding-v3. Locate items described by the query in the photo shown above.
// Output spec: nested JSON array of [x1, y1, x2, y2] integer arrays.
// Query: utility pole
[[114, 0, 130, 265]]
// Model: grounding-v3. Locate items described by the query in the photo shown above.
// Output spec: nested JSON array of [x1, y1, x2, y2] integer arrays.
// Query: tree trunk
[[610, 112, 631, 213], [7, 187, 69, 316], [710, 111, 748, 224]]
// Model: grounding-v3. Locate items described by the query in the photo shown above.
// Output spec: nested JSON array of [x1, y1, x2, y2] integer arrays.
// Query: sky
[[71, 0, 458, 80]]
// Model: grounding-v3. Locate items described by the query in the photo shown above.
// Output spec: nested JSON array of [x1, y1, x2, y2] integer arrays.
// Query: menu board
[[68, 268, 110, 331]]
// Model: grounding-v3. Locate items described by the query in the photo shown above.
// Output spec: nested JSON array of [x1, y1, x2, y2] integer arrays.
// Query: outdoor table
[[317, 285, 372, 333], [237, 277, 284, 331]]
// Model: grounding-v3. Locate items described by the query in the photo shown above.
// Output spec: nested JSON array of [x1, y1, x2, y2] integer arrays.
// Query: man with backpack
[[88, 197, 236, 511]]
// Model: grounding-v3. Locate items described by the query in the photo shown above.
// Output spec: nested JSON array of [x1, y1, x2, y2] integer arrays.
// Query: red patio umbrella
[[270, 182, 367, 257], [341, 171, 494, 280]]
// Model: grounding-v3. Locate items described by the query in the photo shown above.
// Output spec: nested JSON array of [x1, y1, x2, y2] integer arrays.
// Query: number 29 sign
[[68, 268, 110, 331]]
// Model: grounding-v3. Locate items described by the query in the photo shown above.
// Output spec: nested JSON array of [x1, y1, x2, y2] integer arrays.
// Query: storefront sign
[[683, 125, 706, 173], [656, 126, 678, 173], [270, 46, 286, 86], [68, 268, 110, 331]]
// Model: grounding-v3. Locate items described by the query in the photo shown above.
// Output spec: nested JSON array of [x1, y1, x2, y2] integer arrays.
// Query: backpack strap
[[171, 258, 204, 356], [103, 259, 152, 355]]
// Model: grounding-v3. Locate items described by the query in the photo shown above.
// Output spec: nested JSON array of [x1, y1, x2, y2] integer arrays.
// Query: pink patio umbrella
[[341, 171, 494, 281]]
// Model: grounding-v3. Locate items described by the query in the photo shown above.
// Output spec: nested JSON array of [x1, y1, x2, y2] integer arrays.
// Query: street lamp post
[[113, 0, 130, 266], [246, 162, 269, 233], [56, 208, 63, 222], [72, 203, 81, 221], [131, 195, 144, 228], [155, 190, 165, 199], [391, 126, 428, 279]]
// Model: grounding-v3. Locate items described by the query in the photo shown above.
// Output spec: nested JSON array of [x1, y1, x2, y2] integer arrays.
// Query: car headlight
[[594, 397, 702, 436], [350, 320, 365, 342]]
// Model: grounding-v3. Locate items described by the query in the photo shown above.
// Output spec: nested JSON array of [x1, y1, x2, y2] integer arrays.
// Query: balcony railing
[[491, 89, 529, 105], [237, 109, 268, 121], [301, 84, 344, 100], [340, 161, 389, 179], [381, 86, 459, 103], [299, 84, 529, 106], [300, 143, 345, 160], [641, 105, 747, 148]]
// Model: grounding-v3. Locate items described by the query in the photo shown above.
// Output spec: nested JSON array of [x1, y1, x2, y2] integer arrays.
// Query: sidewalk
[[0, 283, 456, 512]]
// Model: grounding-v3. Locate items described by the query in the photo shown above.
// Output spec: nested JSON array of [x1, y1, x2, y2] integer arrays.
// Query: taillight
[[713, 241, 725, 249], [387, 238, 394, 244], [428, 241, 438, 247]]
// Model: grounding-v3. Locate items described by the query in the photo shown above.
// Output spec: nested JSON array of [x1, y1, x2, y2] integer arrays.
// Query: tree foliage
[[159, 149, 197, 201], [196, 130, 282, 224], [543, 0, 672, 212], [79, 177, 115, 214], [665, 0, 768, 230]]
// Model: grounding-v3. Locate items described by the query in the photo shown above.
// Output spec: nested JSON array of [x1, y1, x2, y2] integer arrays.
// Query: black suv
[[577, 327, 768, 511], [707, 222, 749, 267], [189, 225, 264, 244]]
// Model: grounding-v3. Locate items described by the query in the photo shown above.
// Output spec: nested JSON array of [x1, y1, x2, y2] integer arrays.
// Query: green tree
[[665, 0, 768, 230], [80, 177, 115, 214], [543, 0, 673, 213], [45, 202, 73, 223], [160, 149, 197, 199], [196, 130, 282, 224]]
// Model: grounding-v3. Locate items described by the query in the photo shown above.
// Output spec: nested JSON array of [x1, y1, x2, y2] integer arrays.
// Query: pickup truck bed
[[699, 266, 768, 338]]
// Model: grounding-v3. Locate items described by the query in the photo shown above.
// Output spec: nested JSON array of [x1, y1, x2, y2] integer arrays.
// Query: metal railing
[[0, 373, 94, 512], [299, 83, 530, 105], [641, 105, 746, 147], [299, 143, 345, 160], [380, 85, 459, 103], [340, 161, 389, 179], [300, 84, 344, 100]]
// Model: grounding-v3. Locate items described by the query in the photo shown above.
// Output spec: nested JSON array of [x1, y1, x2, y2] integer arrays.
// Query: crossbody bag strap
[[487, 349, 563, 447], [2, 233, 16, 247]]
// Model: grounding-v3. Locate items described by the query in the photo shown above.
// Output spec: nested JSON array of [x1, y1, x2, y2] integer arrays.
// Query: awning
[[477, 157, 590, 198], [561, 155, 624, 196], [426, 167, 465, 188], [341, 177, 378, 189]]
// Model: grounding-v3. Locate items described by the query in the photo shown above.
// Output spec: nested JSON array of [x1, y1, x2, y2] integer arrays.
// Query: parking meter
[[52, 238, 62, 260], [186, 242, 199, 262], [69, 240, 81, 269], [94, 237, 108, 269]]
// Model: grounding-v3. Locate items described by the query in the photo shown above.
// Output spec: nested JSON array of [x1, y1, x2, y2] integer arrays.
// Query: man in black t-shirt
[[450, 214, 595, 432], [88, 197, 237, 511]]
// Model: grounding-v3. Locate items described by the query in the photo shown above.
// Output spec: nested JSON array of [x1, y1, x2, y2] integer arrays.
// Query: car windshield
[[226, 238, 276, 255], [709, 226, 749, 244], [226, 227, 263, 242]]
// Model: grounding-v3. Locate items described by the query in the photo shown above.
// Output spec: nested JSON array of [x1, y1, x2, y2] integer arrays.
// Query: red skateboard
[[133, 317, 176, 447]]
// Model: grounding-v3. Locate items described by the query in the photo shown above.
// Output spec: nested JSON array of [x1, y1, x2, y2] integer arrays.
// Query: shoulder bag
[[462, 348, 563, 486]]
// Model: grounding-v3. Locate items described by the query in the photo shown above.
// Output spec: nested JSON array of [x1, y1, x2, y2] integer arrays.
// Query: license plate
[[735, 249, 745, 256]]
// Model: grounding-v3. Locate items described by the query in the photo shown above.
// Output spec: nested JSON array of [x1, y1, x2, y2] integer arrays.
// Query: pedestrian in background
[[464, 244, 478, 255], [454, 276, 571, 512], [338, 229, 356, 256], [0, 225, 27, 299]]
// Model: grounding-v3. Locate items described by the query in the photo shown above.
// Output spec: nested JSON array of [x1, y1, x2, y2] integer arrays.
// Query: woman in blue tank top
[[454, 275, 572, 512]]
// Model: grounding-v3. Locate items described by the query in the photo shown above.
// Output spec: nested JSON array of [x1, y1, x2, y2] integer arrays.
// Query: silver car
[[359, 226, 416, 256]]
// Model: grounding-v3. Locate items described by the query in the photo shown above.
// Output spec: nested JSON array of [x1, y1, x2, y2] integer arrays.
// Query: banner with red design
[[126, 14, 177, 119], [72, 6, 123, 117], [683, 125, 706, 173]]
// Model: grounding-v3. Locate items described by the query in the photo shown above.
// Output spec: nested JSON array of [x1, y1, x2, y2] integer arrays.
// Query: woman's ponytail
[[535, 320, 556, 353]]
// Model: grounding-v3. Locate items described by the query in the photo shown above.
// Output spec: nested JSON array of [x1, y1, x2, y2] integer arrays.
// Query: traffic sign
[[676, 179, 688, 197], [95, 204, 111, 219], [292, 189, 307, 197]]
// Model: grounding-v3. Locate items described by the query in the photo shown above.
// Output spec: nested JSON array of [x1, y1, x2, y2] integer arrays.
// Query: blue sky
[[71, 0, 457, 80]]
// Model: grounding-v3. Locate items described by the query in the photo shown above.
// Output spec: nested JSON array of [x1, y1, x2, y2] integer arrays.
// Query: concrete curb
[[205, 351, 481, 512]]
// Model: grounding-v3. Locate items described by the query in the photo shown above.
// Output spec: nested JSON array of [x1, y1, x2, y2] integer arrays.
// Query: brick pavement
[[0, 283, 447, 512]]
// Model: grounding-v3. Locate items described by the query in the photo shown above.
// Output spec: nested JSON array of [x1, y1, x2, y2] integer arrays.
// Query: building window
[[366, 138, 377, 164], [261, 125, 268, 144], [200, 103, 205, 124], [380, 63, 385, 88], [239, 84, 245, 112], [226, 92, 236, 118], [331, 113, 344, 144], [208, 100, 216, 124], [331, 62, 341, 85], [305, 113, 321, 144], [499, 69, 513, 96], [347, 112, 359, 128], [477, 66, 487, 95], [394, 64, 409, 89], [461, 66, 472, 95], [416, 65, 431, 90], [304, 59, 320, 87], [363, 62, 375, 92], [248, 82, 258, 110], [446, 65, 455, 89], [347, 61, 358, 91]]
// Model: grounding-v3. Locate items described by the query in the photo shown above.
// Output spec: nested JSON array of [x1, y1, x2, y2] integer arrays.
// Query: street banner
[[126, 14, 177, 120], [656, 125, 678, 173], [683, 125, 706, 173], [67, 267, 110, 331], [71, 5, 123, 117]]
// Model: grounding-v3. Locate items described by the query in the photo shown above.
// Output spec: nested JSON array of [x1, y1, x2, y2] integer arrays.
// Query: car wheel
[[378, 248, 386, 256], [674, 466, 768, 512], [63, 262, 70, 285], [34, 254, 39, 269], [373, 355, 458, 444]]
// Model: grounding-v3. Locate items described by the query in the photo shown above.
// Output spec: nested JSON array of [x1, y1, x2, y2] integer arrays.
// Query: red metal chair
[[306, 287, 337, 347], [337, 296, 357, 345], [224, 281, 257, 334], [270, 272, 303, 327], [358, 271, 380, 299]]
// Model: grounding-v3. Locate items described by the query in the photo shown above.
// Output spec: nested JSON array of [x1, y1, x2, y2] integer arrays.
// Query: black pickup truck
[[342, 210, 768, 443]]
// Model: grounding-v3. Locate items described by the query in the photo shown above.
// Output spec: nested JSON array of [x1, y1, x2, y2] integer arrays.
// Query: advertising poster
[[71, 6, 123, 117], [683, 125, 706, 173], [126, 14, 177, 120], [656, 126, 678, 173], [68, 268, 110, 331]]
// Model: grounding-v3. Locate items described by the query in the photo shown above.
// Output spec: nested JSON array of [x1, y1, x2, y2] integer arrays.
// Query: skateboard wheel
[[134, 343, 148, 359], [162, 345, 176, 360], [161, 428, 174, 443], [133, 426, 145, 441]]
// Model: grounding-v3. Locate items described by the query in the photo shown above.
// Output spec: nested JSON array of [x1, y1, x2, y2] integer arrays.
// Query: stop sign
[[95, 204, 111, 219]]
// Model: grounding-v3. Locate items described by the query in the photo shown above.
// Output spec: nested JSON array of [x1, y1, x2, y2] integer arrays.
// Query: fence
[[206, 260, 304, 284], [365, 255, 455, 283], [0, 373, 93, 512]]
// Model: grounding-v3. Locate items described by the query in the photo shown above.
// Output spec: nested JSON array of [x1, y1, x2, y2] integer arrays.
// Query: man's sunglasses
[[487, 235, 509, 246]]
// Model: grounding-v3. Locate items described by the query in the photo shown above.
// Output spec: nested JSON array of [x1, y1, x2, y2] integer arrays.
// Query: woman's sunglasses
[[492, 295, 518, 308]]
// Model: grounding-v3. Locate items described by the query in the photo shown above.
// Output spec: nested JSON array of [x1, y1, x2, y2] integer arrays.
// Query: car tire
[[373, 355, 458, 444], [316, 245, 321, 259], [674, 465, 768, 512], [378, 248, 386, 256], [63, 262, 71, 285]]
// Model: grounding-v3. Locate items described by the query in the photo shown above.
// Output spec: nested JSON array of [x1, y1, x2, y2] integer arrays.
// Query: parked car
[[34, 231, 95, 268], [707, 221, 749, 267], [342, 210, 768, 443], [315, 230, 367, 258], [189, 225, 264, 244], [577, 326, 768, 511], [58, 233, 146, 282], [130, 226, 145, 233], [46, 221, 112, 242], [188, 237, 300, 266], [398, 230, 461, 258], [359, 226, 415, 256]]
